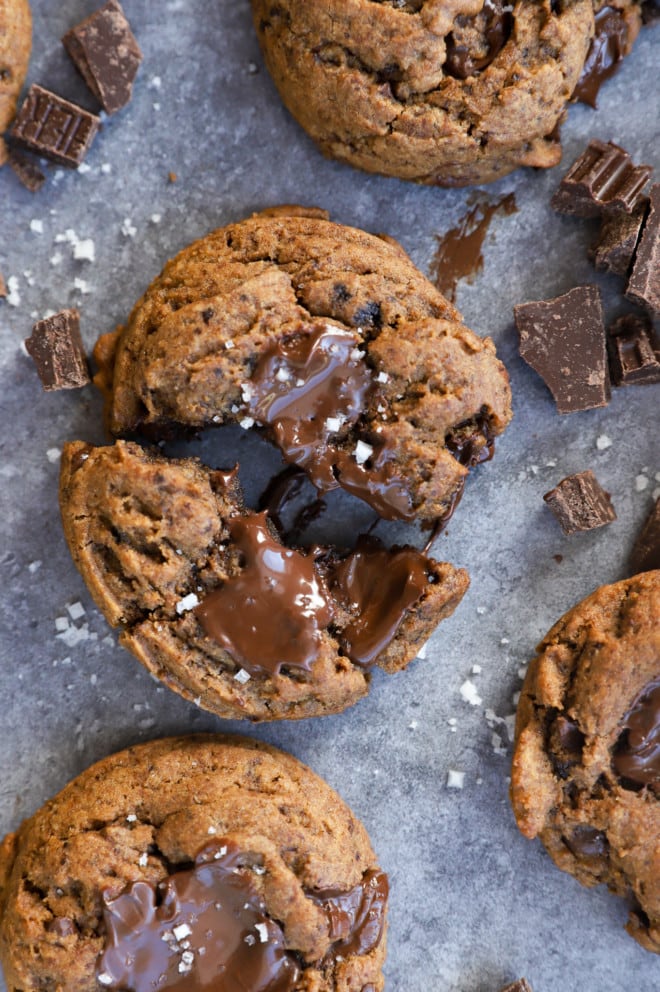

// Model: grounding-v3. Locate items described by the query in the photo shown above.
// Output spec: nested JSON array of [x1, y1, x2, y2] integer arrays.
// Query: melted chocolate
[[309, 869, 389, 958], [334, 433, 416, 521], [573, 7, 629, 108], [257, 466, 326, 544], [330, 538, 429, 667], [97, 842, 300, 992], [446, 415, 495, 468], [613, 679, 660, 793], [445, 0, 513, 79], [195, 512, 332, 676]]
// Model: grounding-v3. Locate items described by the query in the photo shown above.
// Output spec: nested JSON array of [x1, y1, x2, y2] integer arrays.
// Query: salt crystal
[[126, 813, 137, 822], [275, 366, 291, 382], [6, 276, 20, 307], [325, 416, 342, 433], [240, 417, 255, 430], [416, 642, 428, 660], [138, 853, 148, 866], [50, 252, 63, 266], [67, 601, 85, 620], [208, 825, 217, 834], [29, 219, 43, 234], [635, 474, 649, 492], [224, 339, 234, 350], [255, 923, 269, 943], [73, 277, 92, 295], [28, 560, 42, 574], [459, 679, 482, 707], [471, 664, 482, 674], [121, 218, 137, 238], [376, 371, 389, 383], [101, 163, 112, 174], [47, 447, 61, 463], [55, 616, 69, 632], [409, 719, 418, 730], [446, 770, 465, 789], [176, 593, 200, 614], [596, 434, 612, 451], [74, 238, 95, 262], [173, 923, 192, 942], [354, 440, 373, 465], [234, 668, 251, 684], [97, 973, 113, 986], [244, 934, 256, 946]]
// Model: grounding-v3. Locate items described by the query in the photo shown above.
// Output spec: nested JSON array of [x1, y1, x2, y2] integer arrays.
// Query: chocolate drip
[[195, 512, 332, 676], [97, 842, 300, 992], [573, 7, 629, 108], [613, 680, 660, 793], [330, 537, 429, 667], [446, 414, 494, 468], [308, 869, 389, 958], [445, 0, 513, 80]]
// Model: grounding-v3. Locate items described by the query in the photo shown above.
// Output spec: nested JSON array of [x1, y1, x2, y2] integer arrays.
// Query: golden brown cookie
[[0, 0, 32, 164], [59, 439, 469, 721], [0, 735, 388, 992], [510, 571, 660, 953], [94, 207, 512, 525], [250, 1, 642, 186]]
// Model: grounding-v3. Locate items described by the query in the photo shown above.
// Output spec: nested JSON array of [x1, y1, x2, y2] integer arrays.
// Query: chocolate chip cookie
[[59, 439, 469, 721], [510, 571, 660, 953], [0, 735, 388, 992], [0, 0, 32, 164], [250, 1, 642, 186], [94, 207, 512, 524]]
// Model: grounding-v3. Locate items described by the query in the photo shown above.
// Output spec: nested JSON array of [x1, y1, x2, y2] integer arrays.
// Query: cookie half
[[59, 439, 469, 721], [510, 571, 660, 953], [0, 0, 32, 163], [0, 735, 388, 992], [94, 207, 512, 524]]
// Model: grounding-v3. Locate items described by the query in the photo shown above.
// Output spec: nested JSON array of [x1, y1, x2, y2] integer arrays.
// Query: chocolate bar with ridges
[[551, 140, 651, 218], [608, 314, 660, 386], [626, 184, 660, 315], [10, 84, 100, 167]]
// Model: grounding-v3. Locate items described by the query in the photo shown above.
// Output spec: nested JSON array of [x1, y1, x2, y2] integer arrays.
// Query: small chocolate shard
[[590, 198, 648, 276], [499, 981, 534, 992], [515, 285, 610, 414], [629, 498, 660, 574], [63, 0, 143, 115], [543, 470, 617, 535], [10, 84, 100, 168], [572, 6, 630, 108], [607, 314, 660, 386], [7, 148, 47, 192], [25, 309, 91, 391], [551, 140, 651, 218], [626, 184, 660, 315]]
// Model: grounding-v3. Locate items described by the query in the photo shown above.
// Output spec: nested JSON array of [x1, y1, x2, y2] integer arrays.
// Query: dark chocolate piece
[[63, 0, 143, 115], [590, 198, 648, 277], [515, 285, 610, 413], [629, 498, 660, 574], [563, 826, 609, 866], [572, 6, 629, 108], [308, 868, 389, 957], [543, 470, 616, 535], [25, 309, 91, 391], [499, 981, 533, 992], [10, 84, 100, 168], [551, 140, 651, 218], [7, 148, 46, 191], [642, 0, 660, 23], [613, 680, 660, 794], [607, 314, 660, 386], [97, 841, 300, 992], [626, 184, 660, 315], [444, 0, 513, 79]]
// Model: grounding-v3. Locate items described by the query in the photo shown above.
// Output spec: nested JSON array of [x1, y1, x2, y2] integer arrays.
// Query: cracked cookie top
[[0, 735, 388, 992], [510, 570, 660, 953]]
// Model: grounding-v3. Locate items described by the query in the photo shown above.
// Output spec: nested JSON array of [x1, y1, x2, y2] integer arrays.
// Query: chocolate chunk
[[613, 679, 660, 794], [543, 470, 616, 535], [7, 148, 46, 192], [607, 314, 660, 386], [590, 198, 648, 276], [572, 6, 630, 108], [62, 0, 143, 115], [499, 981, 533, 992], [563, 825, 609, 864], [626, 184, 660, 315], [515, 285, 610, 414], [10, 84, 100, 168], [551, 140, 651, 218], [25, 309, 91, 391], [630, 498, 660, 574]]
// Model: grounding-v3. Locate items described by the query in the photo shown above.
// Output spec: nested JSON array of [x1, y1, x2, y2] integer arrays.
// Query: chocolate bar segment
[[608, 314, 660, 386], [63, 0, 143, 115], [626, 184, 660, 315], [590, 198, 648, 276], [551, 140, 651, 218], [543, 470, 616, 535], [629, 498, 660, 574], [7, 148, 46, 192], [515, 285, 610, 414], [25, 309, 91, 391], [10, 84, 100, 167]]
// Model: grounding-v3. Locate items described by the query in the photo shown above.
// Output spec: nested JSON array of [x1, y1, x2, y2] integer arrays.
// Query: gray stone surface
[[0, 4, 658, 991]]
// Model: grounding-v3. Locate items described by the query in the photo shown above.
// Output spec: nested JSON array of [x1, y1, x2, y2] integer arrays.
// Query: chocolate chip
[[515, 285, 610, 413], [607, 314, 660, 387], [629, 498, 660, 575], [626, 184, 660, 315], [551, 140, 651, 218], [7, 148, 47, 192], [563, 826, 609, 863], [10, 84, 100, 168], [543, 470, 616, 535], [62, 0, 143, 115], [590, 198, 648, 277], [25, 309, 91, 391]]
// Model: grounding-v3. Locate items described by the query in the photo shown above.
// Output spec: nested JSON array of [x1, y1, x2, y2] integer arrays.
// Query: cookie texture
[[0, 0, 32, 164], [59, 439, 469, 721], [510, 571, 660, 953], [250, 1, 642, 186], [94, 207, 512, 524], [0, 735, 388, 992]]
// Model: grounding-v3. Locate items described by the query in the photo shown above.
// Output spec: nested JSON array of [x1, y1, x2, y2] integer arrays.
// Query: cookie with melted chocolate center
[[249, 1, 643, 186], [0, 735, 388, 992], [0, 0, 32, 164], [511, 571, 660, 953]]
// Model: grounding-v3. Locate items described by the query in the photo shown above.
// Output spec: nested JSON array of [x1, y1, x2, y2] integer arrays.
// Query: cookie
[[94, 207, 512, 524], [0, 735, 388, 992], [250, 1, 642, 187], [510, 571, 660, 953], [0, 0, 32, 164], [59, 439, 469, 721]]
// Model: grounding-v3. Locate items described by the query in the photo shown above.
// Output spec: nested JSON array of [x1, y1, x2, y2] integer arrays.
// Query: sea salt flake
[[30, 219, 43, 234], [325, 416, 342, 433], [234, 668, 251, 684], [173, 923, 192, 942], [121, 218, 137, 238], [275, 366, 291, 382], [255, 923, 269, 943], [67, 601, 85, 620], [241, 382, 254, 401], [240, 417, 255, 430], [7, 276, 20, 307], [74, 238, 95, 262], [376, 371, 389, 383], [471, 664, 482, 674], [459, 679, 482, 707], [596, 434, 612, 451], [176, 593, 200, 614], [73, 277, 92, 295], [208, 825, 217, 834], [138, 853, 148, 866], [354, 440, 373, 465], [244, 934, 256, 946], [97, 973, 113, 986], [126, 813, 137, 822], [635, 474, 649, 492], [446, 770, 465, 789], [224, 339, 234, 349], [55, 616, 69, 632], [47, 447, 61, 463]]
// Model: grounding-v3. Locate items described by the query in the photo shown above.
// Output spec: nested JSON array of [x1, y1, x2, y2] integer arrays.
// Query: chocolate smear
[[629, 497, 660, 575], [11, 84, 100, 168], [626, 184, 660, 315], [607, 313, 660, 387], [551, 140, 651, 218], [543, 470, 616, 535], [444, 0, 513, 79], [97, 841, 300, 992], [573, 6, 630, 108], [613, 680, 660, 793], [25, 309, 91, 391], [308, 868, 389, 959]]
